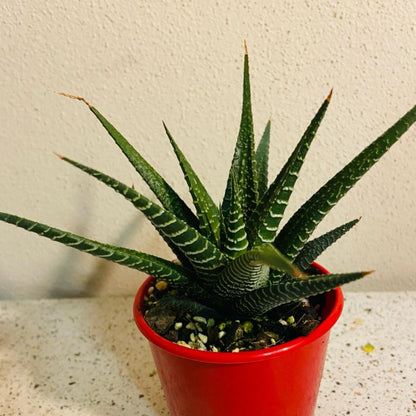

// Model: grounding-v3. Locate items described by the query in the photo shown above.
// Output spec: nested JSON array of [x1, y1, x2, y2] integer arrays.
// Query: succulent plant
[[1, 48, 415, 319]]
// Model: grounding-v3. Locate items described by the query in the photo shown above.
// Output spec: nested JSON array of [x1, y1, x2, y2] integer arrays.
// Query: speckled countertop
[[0, 292, 415, 415]]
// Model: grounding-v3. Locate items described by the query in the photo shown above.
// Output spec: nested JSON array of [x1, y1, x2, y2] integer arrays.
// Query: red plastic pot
[[133, 263, 343, 416]]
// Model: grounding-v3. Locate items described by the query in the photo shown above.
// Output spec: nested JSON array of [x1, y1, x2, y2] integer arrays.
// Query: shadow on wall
[[47, 214, 145, 299]]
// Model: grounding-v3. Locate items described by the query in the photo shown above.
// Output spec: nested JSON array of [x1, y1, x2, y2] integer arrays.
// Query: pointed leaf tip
[[244, 40, 248, 55], [57, 92, 92, 109], [162, 121, 169, 133], [53, 151, 64, 159], [326, 88, 333, 102]]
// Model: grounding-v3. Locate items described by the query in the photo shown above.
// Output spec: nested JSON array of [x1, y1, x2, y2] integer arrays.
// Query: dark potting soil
[[142, 283, 323, 353]]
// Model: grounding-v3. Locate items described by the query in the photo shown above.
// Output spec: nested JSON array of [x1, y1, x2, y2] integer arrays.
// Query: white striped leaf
[[255, 120, 271, 199], [294, 218, 360, 271], [58, 94, 198, 229], [220, 171, 248, 258], [232, 271, 370, 316], [214, 243, 305, 299], [247, 91, 332, 245], [275, 104, 416, 260], [58, 156, 227, 284], [223, 47, 258, 223], [163, 123, 221, 246], [0, 212, 192, 286]]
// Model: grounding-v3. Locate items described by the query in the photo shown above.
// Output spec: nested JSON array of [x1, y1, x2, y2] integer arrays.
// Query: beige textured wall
[[1, 1, 415, 299]]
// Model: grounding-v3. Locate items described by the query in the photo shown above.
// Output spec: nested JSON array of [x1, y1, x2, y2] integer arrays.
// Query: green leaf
[[214, 243, 305, 299], [58, 155, 227, 284], [223, 47, 258, 221], [295, 218, 360, 271], [249, 243, 305, 277], [220, 171, 249, 258], [58, 93, 198, 228], [163, 123, 221, 246], [255, 120, 271, 199], [275, 104, 416, 260], [232, 271, 371, 316], [0, 212, 191, 286], [156, 295, 221, 319], [248, 91, 332, 244]]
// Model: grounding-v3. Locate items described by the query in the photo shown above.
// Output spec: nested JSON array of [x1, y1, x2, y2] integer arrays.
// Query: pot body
[[133, 264, 343, 416]]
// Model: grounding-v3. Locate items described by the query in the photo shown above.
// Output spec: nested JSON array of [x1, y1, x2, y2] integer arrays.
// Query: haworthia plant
[[1, 48, 415, 318]]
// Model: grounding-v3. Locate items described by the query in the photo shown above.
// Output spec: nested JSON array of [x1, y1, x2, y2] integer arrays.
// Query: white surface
[[1, 1, 416, 299], [0, 292, 415, 415]]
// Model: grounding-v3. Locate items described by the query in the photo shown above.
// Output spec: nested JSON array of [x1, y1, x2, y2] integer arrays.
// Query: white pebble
[[186, 322, 196, 330], [177, 341, 191, 348], [197, 341, 207, 351]]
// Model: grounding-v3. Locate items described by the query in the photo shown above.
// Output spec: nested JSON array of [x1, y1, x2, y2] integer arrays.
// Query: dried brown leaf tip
[[53, 151, 64, 159], [57, 92, 92, 108], [326, 88, 333, 102]]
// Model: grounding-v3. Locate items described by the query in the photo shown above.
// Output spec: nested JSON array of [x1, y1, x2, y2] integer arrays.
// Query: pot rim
[[133, 262, 343, 364]]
